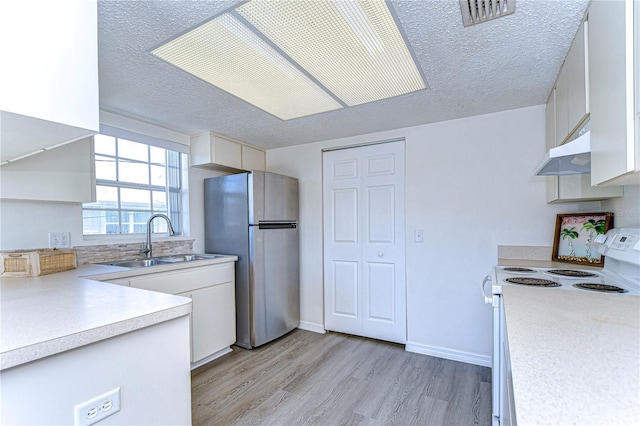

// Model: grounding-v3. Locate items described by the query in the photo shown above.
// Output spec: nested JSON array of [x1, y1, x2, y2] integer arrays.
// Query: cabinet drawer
[[129, 263, 234, 294]]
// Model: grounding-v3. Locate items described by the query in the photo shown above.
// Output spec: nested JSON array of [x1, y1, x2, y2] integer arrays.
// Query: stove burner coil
[[504, 277, 561, 287], [573, 283, 628, 293], [547, 269, 598, 278], [502, 267, 535, 273]]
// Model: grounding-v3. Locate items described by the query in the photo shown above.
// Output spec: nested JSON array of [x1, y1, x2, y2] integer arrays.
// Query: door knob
[[377, 251, 383, 257]]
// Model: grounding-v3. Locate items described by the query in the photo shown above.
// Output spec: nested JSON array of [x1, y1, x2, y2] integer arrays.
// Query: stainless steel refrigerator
[[204, 171, 299, 349]]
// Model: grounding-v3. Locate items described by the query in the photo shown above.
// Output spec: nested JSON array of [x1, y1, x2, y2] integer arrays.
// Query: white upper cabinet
[[547, 173, 622, 203], [554, 59, 571, 145], [554, 20, 589, 146], [0, 0, 99, 164], [544, 17, 622, 202], [589, 0, 639, 186], [241, 145, 266, 171], [0, 138, 96, 203], [566, 21, 589, 133], [545, 89, 557, 150], [190, 132, 265, 172], [191, 132, 242, 171]]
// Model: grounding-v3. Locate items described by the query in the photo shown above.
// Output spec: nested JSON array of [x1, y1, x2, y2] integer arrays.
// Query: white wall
[[267, 105, 599, 365], [188, 167, 229, 254], [0, 200, 84, 250], [602, 185, 640, 227]]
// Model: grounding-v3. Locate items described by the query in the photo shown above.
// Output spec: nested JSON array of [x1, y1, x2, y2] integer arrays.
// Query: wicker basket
[[1, 249, 77, 277]]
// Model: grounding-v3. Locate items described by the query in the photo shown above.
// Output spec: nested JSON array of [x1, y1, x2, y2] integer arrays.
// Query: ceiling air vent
[[459, 0, 515, 27]]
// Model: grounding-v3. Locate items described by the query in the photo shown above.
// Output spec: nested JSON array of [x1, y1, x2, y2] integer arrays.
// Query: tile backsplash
[[75, 239, 195, 264]]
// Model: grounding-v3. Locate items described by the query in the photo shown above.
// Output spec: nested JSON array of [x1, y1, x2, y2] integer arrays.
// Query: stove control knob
[[377, 251, 384, 257]]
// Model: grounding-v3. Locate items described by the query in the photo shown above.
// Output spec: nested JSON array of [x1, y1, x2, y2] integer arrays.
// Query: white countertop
[[503, 285, 640, 425], [0, 261, 224, 371], [85, 254, 238, 281]]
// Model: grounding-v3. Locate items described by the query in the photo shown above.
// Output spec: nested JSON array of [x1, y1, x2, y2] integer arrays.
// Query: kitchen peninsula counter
[[0, 264, 192, 371], [502, 285, 640, 425]]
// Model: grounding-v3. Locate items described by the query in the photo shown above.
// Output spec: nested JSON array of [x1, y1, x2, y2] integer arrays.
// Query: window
[[83, 134, 184, 235]]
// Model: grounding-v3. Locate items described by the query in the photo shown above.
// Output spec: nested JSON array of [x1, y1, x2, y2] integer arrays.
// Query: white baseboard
[[297, 321, 326, 334], [190, 346, 233, 370], [405, 341, 492, 367]]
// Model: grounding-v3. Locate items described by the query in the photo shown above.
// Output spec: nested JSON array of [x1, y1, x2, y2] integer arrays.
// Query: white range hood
[[534, 131, 591, 176]]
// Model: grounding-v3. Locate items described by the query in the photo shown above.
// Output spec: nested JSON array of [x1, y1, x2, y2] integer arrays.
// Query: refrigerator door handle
[[254, 221, 297, 229]]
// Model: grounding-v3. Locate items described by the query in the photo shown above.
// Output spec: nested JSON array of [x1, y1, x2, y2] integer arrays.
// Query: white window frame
[[82, 126, 190, 240]]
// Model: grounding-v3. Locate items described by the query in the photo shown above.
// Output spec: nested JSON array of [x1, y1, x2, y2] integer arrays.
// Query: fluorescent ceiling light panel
[[151, 14, 342, 120], [236, 0, 426, 107], [151, 0, 426, 120]]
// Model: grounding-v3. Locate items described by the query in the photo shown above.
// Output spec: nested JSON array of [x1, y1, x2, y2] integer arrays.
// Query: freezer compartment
[[249, 171, 299, 224]]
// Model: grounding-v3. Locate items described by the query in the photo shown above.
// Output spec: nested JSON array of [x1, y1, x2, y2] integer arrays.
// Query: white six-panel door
[[323, 141, 406, 344]]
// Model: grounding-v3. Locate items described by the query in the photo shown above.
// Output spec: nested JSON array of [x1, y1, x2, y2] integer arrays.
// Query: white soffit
[[150, 0, 427, 121]]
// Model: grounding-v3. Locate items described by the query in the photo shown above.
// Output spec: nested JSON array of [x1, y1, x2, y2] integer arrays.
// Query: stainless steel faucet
[[141, 214, 176, 258]]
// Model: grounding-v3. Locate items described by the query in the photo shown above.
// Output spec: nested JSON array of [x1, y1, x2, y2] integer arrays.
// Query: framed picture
[[552, 212, 613, 266]]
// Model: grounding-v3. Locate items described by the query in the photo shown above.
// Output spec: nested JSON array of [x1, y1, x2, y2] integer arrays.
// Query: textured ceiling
[[98, 0, 590, 149]]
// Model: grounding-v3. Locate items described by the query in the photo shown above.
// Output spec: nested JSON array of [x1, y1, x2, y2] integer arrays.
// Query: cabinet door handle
[[377, 251, 384, 257]]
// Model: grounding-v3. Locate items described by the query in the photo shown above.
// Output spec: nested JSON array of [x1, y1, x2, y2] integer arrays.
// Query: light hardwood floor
[[191, 329, 491, 426]]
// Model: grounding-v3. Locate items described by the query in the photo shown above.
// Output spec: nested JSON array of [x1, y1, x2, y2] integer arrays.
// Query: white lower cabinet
[[110, 262, 236, 365], [180, 281, 235, 363]]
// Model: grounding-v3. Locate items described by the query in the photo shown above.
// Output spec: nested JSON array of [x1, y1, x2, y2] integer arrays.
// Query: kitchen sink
[[98, 254, 226, 268], [101, 259, 170, 268], [156, 254, 226, 263]]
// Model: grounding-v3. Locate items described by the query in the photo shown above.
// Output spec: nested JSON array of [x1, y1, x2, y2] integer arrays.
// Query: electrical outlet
[[74, 387, 121, 426], [48, 232, 70, 248]]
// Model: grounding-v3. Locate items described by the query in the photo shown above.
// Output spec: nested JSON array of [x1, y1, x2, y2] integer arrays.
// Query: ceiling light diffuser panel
[[151, 0, 427, 120], [236, 0, 426, 107], [151, 14, 342, 120]]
